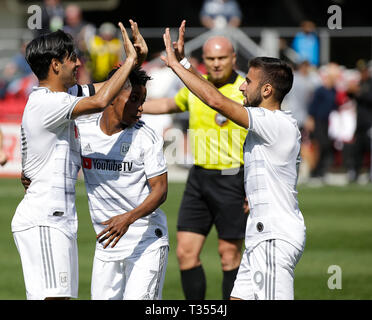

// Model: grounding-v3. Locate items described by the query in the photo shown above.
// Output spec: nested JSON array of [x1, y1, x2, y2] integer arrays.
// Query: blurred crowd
[[0, 0, 371, 184], [282, 59, 372, 185], [0, 0, 123, 123]]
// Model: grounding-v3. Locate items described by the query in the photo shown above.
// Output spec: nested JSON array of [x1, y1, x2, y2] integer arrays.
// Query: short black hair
[[107, 65, 151, 87], [249, 57, 293, 103], [25, 29, 76, 80]]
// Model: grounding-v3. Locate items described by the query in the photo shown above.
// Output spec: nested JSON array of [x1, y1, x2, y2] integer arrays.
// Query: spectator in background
[[292, 20, 319, 67], [36, 0, 64, 36], [3, 38, 32, 79], [279, 38, 300, 66], [305, 63, 340, 182], [0, 37, 33, 99], [200, 0, 242, 29], [347, 59, 372, 182], [63, 4, 95, 56], [0, 36, 38, 122], [63, 4, 95, 84], [0, 128, 7, 166], [284, 60, 320, 131], [87, 22, 123, 82], [282, 60, 320, 182]]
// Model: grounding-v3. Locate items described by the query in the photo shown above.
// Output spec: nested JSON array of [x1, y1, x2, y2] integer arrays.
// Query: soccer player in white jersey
[[11, 21, 146, 300], [160, 23, 306, 300], [76, 66, 169, 300]]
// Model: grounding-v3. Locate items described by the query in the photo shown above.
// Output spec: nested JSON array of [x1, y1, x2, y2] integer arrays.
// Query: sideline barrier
[[0, 122, 21, 177]]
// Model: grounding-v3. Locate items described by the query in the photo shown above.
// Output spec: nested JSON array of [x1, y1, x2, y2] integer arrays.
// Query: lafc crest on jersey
[[120, 142, 131, 156], [215, 113, 229, 127]]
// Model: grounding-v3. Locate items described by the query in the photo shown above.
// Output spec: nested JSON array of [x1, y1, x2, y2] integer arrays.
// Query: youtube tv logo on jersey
[[82, 157, 92, 169], [82, 157, 133, 172]]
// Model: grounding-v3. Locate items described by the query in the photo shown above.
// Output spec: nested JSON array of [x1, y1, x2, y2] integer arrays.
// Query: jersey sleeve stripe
[[67, 96, 84, 120], [146, 168, 167, 180], [246, 107, 253, 130], [88, 83, 95, 96], [140, 124, 159, 142], [77, 85, 83, 97]]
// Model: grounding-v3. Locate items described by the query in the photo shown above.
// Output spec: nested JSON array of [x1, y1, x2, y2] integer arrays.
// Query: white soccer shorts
[[91, 246, 169, 300], [231, 239, 303, 300], [13, 226, 78, 300]]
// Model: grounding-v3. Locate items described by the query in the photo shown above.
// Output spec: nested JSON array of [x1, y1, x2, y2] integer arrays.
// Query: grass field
[[1, 177, 372, 300]]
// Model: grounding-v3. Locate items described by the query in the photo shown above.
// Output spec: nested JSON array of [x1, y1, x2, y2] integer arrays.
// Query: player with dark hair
[[143, 22, 248, 300], [12, 21, 146, 300], [161, 23, 306, 300], [76, 65, 169, 300]]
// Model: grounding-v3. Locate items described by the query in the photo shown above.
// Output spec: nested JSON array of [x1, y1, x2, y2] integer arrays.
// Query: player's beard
[[246, 88, 262, 108], [61, 62, 78, 89]]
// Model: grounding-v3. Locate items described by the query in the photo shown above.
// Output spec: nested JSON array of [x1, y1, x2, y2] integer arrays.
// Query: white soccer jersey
[[11, 84, 92, 238], [76, 114, 169, 261], [243, 107, 306, 252]]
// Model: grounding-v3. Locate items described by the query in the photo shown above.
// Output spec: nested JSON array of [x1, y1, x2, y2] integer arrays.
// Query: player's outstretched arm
[[130, 19, 148, 66], [71, 21, 138, 119], [161, 26, 249, 129], [97, 173, 168, 249], [172, 20, 186, 62], [142, 97, 182, 114], [170, 20, 202, 80], [141, 21, 186, 115], [91, 20, 148, 92]]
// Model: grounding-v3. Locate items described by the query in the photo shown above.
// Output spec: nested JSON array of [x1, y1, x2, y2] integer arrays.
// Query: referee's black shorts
[[177, 165, 247, 240]]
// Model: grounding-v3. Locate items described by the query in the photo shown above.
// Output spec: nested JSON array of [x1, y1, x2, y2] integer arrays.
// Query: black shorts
[[177, 165, 247, 240]]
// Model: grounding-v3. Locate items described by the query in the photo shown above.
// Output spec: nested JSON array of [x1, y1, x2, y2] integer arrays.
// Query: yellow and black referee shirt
[[174, 71, 247, 170]]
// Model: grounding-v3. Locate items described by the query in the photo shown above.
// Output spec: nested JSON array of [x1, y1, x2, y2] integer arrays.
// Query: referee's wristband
[[180, 57, 191, 70]]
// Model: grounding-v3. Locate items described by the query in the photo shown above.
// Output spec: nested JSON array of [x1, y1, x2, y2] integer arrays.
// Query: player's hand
[[0, 149, 7, 166], [243, 197, 250, 215], [161, 27, 180, 69], [129, 19, 148, 66], [172, 20, 186, 61], [20, 171, 31, 193], [97, 213, 132, 248], [118, 21, 137, 65]]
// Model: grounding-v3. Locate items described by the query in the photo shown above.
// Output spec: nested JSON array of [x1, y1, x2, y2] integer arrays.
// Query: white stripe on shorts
[[39, 226, 57, 289], [153, 246, 168, 299], [265, 239, 276, 300]]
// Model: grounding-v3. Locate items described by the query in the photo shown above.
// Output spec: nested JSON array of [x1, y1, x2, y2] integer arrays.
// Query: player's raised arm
[[71, 21, 138, 119], [142, 97, 182, 114], [140, 21, 186, 115], [172, 20, 186, 62], [130, 19, 148, 66], [92, 20, 148, 92], [161, 25, 249, 129]]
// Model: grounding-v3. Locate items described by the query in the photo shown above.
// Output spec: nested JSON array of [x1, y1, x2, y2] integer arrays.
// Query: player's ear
[[51, 58, 60, 74], [262, 83, 273, 98]]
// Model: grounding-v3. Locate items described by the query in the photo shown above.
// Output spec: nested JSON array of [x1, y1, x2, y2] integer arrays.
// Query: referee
[[143, 34, 247, 300]]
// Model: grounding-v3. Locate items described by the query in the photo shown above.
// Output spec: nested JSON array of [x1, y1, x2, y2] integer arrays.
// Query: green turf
[[1, 177, 372, 299]]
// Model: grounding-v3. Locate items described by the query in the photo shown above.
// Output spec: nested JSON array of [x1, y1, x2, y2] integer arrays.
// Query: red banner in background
[[0, 123, 21, 177]]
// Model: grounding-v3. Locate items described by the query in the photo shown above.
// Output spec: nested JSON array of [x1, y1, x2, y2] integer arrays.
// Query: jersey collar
[[225, 70, 239, 85], [207, 71, 239, 87]]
